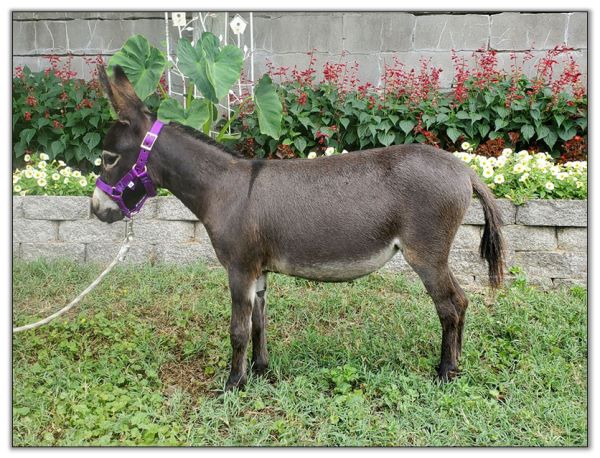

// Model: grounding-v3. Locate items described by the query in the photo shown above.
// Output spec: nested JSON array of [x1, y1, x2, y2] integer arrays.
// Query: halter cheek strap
[[95, 120, 164, 218]]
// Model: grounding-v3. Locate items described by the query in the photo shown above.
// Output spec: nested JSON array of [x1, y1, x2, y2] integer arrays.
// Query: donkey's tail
[[470, 172, 505, 288]]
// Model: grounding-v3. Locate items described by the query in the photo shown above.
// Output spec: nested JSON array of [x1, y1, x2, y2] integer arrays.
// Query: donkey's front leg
[[225, 269, 257, 391]]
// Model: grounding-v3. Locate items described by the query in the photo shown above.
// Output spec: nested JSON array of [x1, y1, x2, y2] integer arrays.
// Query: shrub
[[12, 56, 113, 169], [235, 46, 587, 160]]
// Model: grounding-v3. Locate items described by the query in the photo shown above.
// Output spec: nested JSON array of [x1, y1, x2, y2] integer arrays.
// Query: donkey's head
[[92, 65, 155, 223]]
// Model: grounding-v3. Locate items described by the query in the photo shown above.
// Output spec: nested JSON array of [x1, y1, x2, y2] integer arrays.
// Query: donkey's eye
[[102, 151, 120, 168]]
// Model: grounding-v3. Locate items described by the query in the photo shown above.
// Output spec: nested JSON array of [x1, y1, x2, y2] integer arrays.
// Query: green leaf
[[108, 35, 166, 101], [177, 33, 243, 104], [50, 140, 65, 157], [254, 74, 282, 139], [399, 119, 415, 135], [456, 111, 470, 120], [436, 113, 449, 124], [521, 124, 535, 142], [558, 127, 577, 142], [494, 118, 508, 130], [477, 123, 490, 138], [554, 113, 565, 127], [293, 136, 307, 155], [389, 114, 400, 124], [157, 98, 212, 131], [544, 130, 558, 150], [83, 132, 101, 150], [340, 117, 350, 129], [536, 125, 550, 140], [377, 130, 395, 147], [19, 128, 36, 145], [494, 106, 510, 118], [446, 127, 461, 144]]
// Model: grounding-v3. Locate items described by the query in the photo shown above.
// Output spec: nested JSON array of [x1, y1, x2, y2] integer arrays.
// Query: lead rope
[[12, 219, 135, 334]]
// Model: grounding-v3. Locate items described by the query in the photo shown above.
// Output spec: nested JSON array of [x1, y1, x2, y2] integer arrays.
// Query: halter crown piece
[[95, 120, 164, 218]]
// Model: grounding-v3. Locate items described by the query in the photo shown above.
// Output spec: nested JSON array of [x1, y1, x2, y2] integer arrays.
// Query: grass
[[12, 260, 587, 446]]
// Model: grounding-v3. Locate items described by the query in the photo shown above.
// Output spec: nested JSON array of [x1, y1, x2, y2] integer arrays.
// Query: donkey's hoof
[[251, 362, 269, 377], [224, 374, 247, 392], [436, 366, 460, 383]]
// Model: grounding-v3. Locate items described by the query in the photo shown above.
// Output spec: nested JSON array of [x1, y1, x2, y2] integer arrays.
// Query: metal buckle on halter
[[140, 132, 158, 150]]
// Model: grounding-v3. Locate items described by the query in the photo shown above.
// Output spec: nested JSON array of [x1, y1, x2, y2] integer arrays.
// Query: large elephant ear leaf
[[176, 32, 243, 104], [157, 98, 212, 131], [108, 35, 167, 101], [254, 75, 282, 140]]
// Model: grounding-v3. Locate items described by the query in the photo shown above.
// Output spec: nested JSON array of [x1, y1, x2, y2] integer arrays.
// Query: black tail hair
[[471, 173, 505, 288]]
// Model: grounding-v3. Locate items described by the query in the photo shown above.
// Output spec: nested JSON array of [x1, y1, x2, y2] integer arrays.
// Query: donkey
[[92, 66, 504, 391]]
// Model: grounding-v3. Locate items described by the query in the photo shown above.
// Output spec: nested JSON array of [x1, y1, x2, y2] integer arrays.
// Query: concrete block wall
[[12, 11, 587, 88], [12, 196, 587, 289]]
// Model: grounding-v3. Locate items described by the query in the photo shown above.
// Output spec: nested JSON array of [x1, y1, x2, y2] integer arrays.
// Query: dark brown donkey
[[92, 66, 504, 391]]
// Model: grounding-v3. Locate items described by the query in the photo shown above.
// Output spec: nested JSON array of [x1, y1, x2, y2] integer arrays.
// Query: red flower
[[298, 92, 308, 106], [53, 120, 64, 129], [26, 95, 37, 107], [24, 112, 31, 121]]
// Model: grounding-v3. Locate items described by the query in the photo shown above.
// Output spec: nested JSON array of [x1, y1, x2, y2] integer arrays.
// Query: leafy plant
[[12, 63, 112, 168], [108, 33, 282, 141]]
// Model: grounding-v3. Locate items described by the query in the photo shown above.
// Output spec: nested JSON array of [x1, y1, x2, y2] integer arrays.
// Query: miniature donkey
[[92, 66, 504, 391]]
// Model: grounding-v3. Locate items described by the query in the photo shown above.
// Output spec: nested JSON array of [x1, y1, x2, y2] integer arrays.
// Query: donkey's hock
[[92, 65, 505, 390]]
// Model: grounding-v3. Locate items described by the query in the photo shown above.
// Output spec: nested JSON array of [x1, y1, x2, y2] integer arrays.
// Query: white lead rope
[[13, 219, 135, 334]]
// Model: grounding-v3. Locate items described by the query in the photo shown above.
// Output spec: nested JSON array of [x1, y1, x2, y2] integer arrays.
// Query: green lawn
[[12, 260, 587, 446]]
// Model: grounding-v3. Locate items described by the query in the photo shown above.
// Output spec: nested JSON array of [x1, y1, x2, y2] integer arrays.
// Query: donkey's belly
[[267, 238, 401, 282]]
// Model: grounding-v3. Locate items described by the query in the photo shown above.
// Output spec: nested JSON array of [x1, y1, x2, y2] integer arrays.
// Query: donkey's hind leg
[[251, 274, 269, 376], [403, 249, 465, 381]]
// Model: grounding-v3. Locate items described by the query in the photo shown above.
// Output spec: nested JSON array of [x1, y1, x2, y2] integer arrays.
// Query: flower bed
[[235, 46, 587, 160]]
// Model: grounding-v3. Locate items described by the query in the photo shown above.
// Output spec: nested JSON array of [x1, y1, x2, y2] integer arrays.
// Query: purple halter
[[95, 120, 164, 218]]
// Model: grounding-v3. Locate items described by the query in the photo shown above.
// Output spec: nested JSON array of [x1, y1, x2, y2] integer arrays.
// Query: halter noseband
[[95, 120, 164, 218]]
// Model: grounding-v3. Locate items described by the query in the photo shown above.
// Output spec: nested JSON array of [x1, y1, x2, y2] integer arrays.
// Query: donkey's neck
[[151, 125, 239, 222]]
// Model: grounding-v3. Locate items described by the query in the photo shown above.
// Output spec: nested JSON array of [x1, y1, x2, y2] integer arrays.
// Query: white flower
[[461, 154, 472, 164], [33, 170, 41, 179], [24, 170, 33, 179], [13, 175, 20, 184], [494, 174, 505, 184], [39, 153, 50, 161], [478, 156, 488, 167], [535, 158, 548, 170], [496, 156, 507, 167], [39, 171, 47, 179], [556, 172, 568, 181], [38, 161, 47, 169], [94, 158, 102, 166], [58, 160, 66, 167], [487, 157, 497, 167], [13, 184, 22, 192], [341, 149, 349, 154], [24, 154, 31, 162], [307, 152, 317, 159], [513, 163, 525, 174], [20, 191, 26, 196], [324, 147, 335, 156], [482, 167, 494, 179], [519, 173, 529, 182], [461, 142, 471, 151], [25, 165, 33, 171], [63, 178, 70, 185], [52, 173, 60, 181], [545, 181, 555, 191], [37, 178, 47, 187], [72, 170, 81, 178], [501, 148, 513, 157], [576, 181, 583, 189], [79, 178, 88, 187]]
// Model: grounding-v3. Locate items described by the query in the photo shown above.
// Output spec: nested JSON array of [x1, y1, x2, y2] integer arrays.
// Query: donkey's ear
[[97, 64, 146, 118]]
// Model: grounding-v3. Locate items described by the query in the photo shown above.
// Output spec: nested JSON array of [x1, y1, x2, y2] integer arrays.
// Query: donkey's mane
[[171, 122, 244, 158]]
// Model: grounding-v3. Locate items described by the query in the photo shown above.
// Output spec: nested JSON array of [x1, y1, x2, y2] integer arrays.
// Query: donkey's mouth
[[91, 188, 125, 223]]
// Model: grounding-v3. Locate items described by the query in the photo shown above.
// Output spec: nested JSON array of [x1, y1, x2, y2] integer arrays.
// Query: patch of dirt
[[159, 357, 218, 399]]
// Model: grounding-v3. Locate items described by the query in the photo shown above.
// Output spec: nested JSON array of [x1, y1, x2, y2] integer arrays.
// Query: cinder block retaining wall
[[12, 11, 587, 88], [13, 196, 587, 289]]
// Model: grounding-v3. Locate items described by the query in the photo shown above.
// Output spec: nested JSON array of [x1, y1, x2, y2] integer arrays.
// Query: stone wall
[[12, 196, 587, 289], [12, 11, 587, 88]]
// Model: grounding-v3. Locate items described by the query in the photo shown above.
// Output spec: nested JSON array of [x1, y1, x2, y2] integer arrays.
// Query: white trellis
[[163, 12, 255, 137]]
